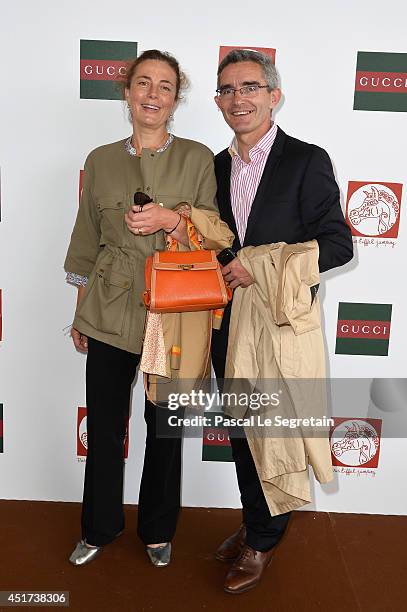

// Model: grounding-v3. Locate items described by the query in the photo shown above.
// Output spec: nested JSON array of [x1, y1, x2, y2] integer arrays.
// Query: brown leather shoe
[[224, 545, 273, 594], [215, 524, 246, 562]]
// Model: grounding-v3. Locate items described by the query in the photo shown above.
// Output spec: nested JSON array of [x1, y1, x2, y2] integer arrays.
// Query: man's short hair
[[217, 49, 280, 91]]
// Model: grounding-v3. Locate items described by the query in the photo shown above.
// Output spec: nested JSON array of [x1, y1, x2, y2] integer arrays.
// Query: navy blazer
[[214, 127, 353, 273]]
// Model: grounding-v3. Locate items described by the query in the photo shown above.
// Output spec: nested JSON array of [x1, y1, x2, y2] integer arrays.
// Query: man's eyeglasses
[[216, 84, 270, 99]]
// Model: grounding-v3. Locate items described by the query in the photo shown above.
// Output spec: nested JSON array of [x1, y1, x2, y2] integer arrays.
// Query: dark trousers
[[212, 315, 291, 552], [82, 337, 183, 546]]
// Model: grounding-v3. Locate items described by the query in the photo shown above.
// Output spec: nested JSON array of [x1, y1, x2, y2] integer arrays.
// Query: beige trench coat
[[225, 240, 333, 515]]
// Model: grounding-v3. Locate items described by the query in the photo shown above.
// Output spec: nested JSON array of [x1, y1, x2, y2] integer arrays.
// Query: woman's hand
[[125, 203, 180, 236], [71, 327, 88, 352]]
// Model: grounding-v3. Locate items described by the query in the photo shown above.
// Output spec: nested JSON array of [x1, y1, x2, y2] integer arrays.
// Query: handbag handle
[[165, 205, 203, 252]]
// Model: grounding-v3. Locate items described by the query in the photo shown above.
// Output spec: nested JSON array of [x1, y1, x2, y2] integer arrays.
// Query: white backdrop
[[0, 0, 406, 514]]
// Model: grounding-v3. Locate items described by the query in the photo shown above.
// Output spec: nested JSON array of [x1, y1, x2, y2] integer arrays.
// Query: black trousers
[[212, 312, 291, 552], [82, 337, 183, 546]]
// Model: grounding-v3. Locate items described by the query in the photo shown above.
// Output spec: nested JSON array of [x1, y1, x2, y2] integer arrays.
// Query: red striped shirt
[[229, 122, 278, 245]]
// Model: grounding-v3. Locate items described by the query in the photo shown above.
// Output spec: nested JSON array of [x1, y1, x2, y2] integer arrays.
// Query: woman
[[65, 49, 233, 567]]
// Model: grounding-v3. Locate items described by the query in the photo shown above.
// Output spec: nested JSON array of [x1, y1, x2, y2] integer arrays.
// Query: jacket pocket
[[288, 281, 321, 335], [78, 265, 133, 336], [279, 247, 321, 335], [97, 195, 126, 246]]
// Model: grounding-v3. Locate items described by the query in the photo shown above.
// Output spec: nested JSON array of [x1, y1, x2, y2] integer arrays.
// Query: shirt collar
[[228, 122, 278, 161]]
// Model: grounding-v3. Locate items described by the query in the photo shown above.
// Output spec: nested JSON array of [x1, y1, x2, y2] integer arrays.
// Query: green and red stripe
[[202, 415, 233, 462], [80, 39, 138, 100], [354, 51, 407, 112], [335, 303, 392, 356]]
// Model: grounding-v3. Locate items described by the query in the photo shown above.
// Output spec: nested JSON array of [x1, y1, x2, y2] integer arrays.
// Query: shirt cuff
[[66, 272, 88, 287]]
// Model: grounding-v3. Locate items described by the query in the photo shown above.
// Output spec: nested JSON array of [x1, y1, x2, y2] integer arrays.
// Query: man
[[211, 49, 353, 594]]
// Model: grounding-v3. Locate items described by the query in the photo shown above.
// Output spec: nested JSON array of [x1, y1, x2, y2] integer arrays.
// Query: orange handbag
[[143, 249, 231, 313]]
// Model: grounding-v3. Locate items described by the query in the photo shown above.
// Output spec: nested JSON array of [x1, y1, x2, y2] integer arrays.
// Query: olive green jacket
[[64, 136, 233, 354]]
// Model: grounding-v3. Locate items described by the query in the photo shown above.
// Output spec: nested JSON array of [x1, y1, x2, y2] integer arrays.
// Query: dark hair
[[123, 49, 189, 100], [217, 49, 279, 90]]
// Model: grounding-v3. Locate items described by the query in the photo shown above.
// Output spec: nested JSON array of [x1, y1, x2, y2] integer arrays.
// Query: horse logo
[[79, 414, 88, 451], [347, 183, 400, 237], [330, 419, 380, 467], [76, 411, 129, 457]]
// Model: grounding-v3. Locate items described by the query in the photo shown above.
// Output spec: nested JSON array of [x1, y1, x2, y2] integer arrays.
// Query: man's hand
[[221, 258, 254, 289], [71, 327, 88, 352], [125, 203, 179, 235]]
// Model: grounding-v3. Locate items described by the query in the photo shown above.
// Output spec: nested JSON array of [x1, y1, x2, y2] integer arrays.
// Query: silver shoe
[[69, 540, 102, 566], [146, 543, 171, 567]]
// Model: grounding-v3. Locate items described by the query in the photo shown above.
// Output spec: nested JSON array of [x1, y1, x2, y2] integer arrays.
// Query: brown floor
[[0, 501, 405, 612]]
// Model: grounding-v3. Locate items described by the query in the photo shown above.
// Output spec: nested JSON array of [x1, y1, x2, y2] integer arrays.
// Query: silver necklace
[[124, 133, 174, 157]]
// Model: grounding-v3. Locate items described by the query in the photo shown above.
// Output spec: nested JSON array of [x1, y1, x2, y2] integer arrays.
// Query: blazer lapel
[[243, 127, 287, 246], [216, 150, 241, 249]]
